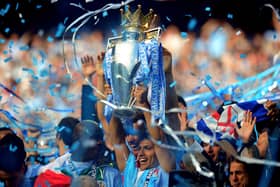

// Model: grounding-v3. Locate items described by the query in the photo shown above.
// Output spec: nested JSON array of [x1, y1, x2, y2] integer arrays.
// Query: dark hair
[[177, 95, 187, 107], [78, 120, 104, 142], [57, 117, 80, 146], [228, 157, 247, 172], [0, 127, 14, 134], [0, 133, 26, 173], [71, 121, 104, 162]]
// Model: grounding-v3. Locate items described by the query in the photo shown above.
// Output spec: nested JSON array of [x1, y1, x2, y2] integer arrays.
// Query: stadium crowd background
[[0, 0, 280, 186]]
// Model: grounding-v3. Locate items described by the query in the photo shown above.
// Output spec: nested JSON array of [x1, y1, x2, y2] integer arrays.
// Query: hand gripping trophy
[[103, 5, 166, 120]]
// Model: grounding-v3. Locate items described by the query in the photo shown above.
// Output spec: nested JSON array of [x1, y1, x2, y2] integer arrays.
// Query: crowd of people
[[0, 9, 279, 187]]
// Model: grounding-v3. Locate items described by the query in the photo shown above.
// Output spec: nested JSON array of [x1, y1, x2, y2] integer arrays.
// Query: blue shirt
[[123, 153, 169, 187]]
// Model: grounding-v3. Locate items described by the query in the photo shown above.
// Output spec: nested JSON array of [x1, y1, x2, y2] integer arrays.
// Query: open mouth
[[139, 158, 148, 164], [130, 144, 137, 148], [128, 142, 139, 150]]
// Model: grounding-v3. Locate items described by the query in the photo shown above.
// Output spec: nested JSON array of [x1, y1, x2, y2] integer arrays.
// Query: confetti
[[48, 84, 58, 96], [47, 108, 74, 113], [236, 30, 242, 35], [161, 24, 166, 31], [180, 32, 188, 38], [205, 6, 211, 12], [94, 18, 100, 25], [36, 5, 42, 9], [57, 126, 66, 132], [169, 81, 177, 88], [32, 55, 38, 65], [22, 67, 38, 80], [240, 54, 247, 58], [63, 17, 69, 24], [39, 69, 48, 77], [188, 18, 197, 30], [8, 40, 13, 49], [102, 11, 108, 17], [15, 3, 19, 10], [19, 45, 30, 51], [205, 75, 212, 81], [9, 144, 17, 152], [0, 38, 5, 44], [0, 4, 10, 16], [71, 27, 77, 33], [111, 29, 117, 36], [55, 23, 65, 38], [166, 16, 171, 22], [208, 28, 227, 58], [227, 13, 233, 19], [192, 86, 201, 93], [4, 28, 10, 33], [47, 36, 54, 42], [39, 50, 47, 60], [4, 56, 12, 63], [88, 94, 97, 101]]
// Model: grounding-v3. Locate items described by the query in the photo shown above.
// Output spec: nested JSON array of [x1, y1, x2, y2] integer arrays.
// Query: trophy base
[[113, 106, 136, 119]]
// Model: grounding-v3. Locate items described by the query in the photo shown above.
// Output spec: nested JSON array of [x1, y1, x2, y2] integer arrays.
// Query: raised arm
[[94, 52, 110, 131], [81, 53, 115, 151], [133, 85, 176, 172], [80, 55, 98, 122], [163, 47, 180, 131], [108, 115, 130, 172], [91, 53, 130, 171], [234, 110, 256, 144]]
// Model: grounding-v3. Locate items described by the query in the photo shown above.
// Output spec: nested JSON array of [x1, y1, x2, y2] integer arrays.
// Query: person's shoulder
[[102, 165, 120, 174], [52, 152, 71, 165], [156, 166, 169, 177], [39, 153, 71, 173]]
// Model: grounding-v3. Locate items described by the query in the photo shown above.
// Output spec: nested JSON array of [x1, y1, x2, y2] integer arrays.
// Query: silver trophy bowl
[[106, 27, 161, 119]]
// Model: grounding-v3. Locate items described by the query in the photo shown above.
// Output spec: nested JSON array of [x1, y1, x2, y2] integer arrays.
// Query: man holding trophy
[[93, 5, 179, 187], [103, 4, 180, 131]]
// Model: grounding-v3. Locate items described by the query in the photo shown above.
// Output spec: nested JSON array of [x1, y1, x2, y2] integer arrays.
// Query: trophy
[[104, 5, 163, 119]]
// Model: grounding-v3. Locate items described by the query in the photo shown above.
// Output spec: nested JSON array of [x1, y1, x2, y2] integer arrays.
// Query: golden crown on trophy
[[120, 5, 159, 33]]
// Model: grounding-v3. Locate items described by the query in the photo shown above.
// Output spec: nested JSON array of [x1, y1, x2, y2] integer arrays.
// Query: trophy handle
[[106, 27, 161, 49], [144, 27, 161, 40], [106, 35, 123, 50]]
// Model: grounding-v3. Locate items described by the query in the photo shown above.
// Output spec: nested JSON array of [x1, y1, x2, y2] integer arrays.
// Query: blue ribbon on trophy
[[103, 5, 165, 121]]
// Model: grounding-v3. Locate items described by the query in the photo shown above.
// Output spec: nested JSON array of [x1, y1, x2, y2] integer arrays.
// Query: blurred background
[[0, 0, 280, 130], [0, 0, 279, 37]]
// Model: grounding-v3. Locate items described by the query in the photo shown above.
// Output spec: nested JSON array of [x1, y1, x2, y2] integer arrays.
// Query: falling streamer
[[62, 0, 135, 78]]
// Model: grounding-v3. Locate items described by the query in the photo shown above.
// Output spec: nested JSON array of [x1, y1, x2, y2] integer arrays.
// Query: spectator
[[228, 158, 249, 187], [35, 120, 122, 187], [56, 116, 80, 156], [177, 95, 189, 131], [0, 133, 27, 187]]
